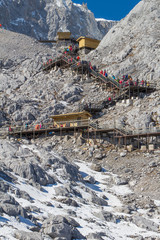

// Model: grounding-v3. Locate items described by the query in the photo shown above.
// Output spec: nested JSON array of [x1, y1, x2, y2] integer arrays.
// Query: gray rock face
[[132, 216, 160, 232], [87, 232, 104, 240], [91, 163, 102, 172], [0, 192, 27, 217], [42, 215, 84, 240], [89, 0, 160, 85], [14, 231, 50, 240], [89, 192, 108, 206], [0, 0, 116, 40]]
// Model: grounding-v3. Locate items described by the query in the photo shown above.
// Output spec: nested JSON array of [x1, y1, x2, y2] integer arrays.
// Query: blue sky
[[73, 0, 141, 20]]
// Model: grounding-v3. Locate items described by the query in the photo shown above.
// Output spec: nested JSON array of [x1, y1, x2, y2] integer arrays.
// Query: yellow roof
[[50, 111, 92, 120], [57, 32, 71, 39], [76, 36, 100, 43]]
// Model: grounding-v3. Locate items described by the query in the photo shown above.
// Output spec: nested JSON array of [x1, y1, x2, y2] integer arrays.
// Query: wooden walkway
[[8, 125, 89, 138], [42, 54, 156, 99], [6, 122, 160, 144], [2, 52, 158, 151]]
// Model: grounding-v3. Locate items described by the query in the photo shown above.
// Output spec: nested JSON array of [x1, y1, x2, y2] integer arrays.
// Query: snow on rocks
[[0, 138, 160, 239]]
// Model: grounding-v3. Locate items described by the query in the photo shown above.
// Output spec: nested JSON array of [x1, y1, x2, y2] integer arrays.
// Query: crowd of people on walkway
[[43, 49, 151, 89], [98, 69, 150, 88]]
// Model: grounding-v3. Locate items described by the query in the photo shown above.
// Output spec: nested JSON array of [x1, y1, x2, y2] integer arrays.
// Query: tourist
[[8, 126, 12, 132], [141, 80, 144, 86]]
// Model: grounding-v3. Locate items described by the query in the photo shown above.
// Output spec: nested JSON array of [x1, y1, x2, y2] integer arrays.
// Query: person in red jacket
[[141, 80, 144, 86]]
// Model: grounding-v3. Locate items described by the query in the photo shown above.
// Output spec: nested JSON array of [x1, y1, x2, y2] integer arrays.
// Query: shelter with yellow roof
[[76, 36, 100, 54], [50, 111, 92, 128]]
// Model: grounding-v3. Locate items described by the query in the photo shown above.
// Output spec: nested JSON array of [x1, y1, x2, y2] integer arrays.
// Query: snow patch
[[96, 18, 114, 22], [10, 18, 26, 26]]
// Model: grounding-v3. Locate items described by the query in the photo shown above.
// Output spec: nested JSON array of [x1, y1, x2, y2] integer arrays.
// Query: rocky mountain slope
[[0, 26, 160, 240], [0, 0, 160, 239], [0, 0, 116, 40], [0, 137, 160, 240], [89, 0, 160, 85]]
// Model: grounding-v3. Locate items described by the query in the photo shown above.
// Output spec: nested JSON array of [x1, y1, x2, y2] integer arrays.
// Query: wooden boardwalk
[[2, 52, 158, 150], [7, 122, 160, 143], [42, 54, 156, 100]]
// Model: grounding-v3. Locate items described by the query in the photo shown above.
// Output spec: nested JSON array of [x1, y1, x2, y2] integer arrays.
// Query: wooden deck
[[8, 125, 89, 138], [8, 124, 160, 140]]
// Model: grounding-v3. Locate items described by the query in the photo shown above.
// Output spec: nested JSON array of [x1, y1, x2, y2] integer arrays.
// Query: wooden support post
[[74, 126, 75, 137], [20, 127, 22, 139], [33, 129, 35, 139], [60, 126, 62, 139], [88, 127, 89, 142], [94, 130, 96, 144], [118, 137, 121, 147], [146, 134, 149, 150], [129, 81, 131, 99], [133, 88, 134, 98]]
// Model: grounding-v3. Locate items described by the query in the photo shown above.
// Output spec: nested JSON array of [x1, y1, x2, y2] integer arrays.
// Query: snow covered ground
[[0, 143, 160, 239]]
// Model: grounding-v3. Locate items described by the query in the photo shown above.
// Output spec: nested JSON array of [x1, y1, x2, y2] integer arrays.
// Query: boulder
[[57, 197, 79, 207], [8, 162, 55, 186], [88, 193, 108, 206], [0, 192, 27, 217], [91, 163, 102, 172], [94, 152, 103, 160], [93, 211, 116, 222], [114, 176, 128, 185], [84, 175, 96, 184], [120, 152, 127, 157], [14, 231, 46, 240], [87, 232, 104, 240], [42, 215, 84, 240], [132, 216, 159, 232]]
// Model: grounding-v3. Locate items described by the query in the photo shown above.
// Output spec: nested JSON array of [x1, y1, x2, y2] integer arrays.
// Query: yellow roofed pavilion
[[76, 36, 100, 50], [50, 111, 92, 128], [57, 32, 71, 40]]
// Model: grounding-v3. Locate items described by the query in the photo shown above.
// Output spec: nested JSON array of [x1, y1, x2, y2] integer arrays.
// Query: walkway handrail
[[7, 119, 91, 134], [42, 55, 157, 91]]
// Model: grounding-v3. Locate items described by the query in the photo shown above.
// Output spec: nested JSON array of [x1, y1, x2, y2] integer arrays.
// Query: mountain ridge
[[0, 0, 117, 40], [88, 0, 160, 85]]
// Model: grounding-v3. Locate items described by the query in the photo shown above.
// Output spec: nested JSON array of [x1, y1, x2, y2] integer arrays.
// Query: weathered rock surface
[[0, 0, 116, 40], [14, 231, 51, 240], [89, 0, 160, 85], [0, 192, 27, 217], [41, 215, 84, 239], [0, 1, 160, 239]]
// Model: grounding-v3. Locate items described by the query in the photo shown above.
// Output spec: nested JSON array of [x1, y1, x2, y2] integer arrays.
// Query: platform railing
[[7, 119, 91, 135], [3, 119, 160, 138]]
